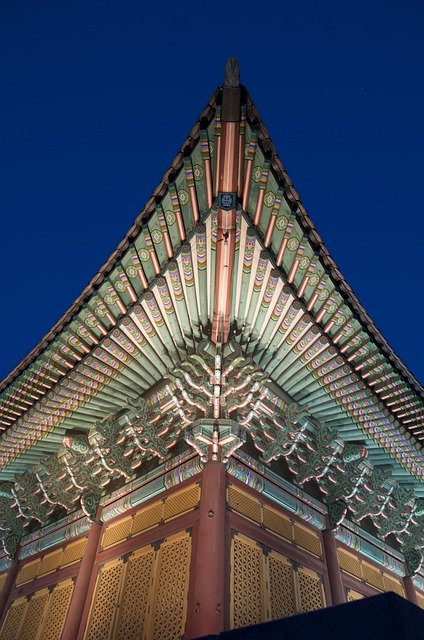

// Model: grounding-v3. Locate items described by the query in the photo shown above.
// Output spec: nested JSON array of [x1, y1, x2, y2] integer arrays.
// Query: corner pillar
[[186, 460, 227, 638], [403, 575, 419, 606], [322, 529, 346, 605], [61, 518, 103, 640]]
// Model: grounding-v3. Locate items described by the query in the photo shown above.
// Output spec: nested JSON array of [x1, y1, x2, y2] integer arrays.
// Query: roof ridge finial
[[224, 57, 240, 88]]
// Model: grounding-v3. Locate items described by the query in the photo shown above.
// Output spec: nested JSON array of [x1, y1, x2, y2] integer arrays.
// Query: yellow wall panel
[[231, 534, 265, 628], [19, 589, 49, 640], [230, 533, 326, 631], [85, 560, 124, 640], [15, 559, 41, 587], [268, 552, 296, 620], [293, 523, 322, 558], [39, 580, 74, 640], [228, 486, 262, 525], [0, 598, 27, 640], [163, 484, 200, 521], [262, 505, 293, 541], [297, 567, 325, 613], [0, 572, 7, 593], [61, 537, 88, 567], [115, 548, 154, 640], [150, 533, 191, 640]]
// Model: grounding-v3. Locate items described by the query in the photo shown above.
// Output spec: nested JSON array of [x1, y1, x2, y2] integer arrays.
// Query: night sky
[[1, 1, 423, 385]]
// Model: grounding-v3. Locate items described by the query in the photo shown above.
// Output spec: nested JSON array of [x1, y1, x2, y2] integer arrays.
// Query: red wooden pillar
[[322, 529, 346, 605], [61, 518, 103, 640], [0, 561, 19, 624], [186, 460, 227, 639], [403, 575, 419, 605]]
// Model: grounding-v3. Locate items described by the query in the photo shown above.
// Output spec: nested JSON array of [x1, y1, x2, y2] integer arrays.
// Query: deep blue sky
[[1, 1, 423, 385]]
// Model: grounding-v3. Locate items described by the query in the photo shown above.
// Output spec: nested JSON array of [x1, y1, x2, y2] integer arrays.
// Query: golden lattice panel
[[382, 573, 404, 597], [115, 548, 154, 640], [163, 484, 200, 521], [0, 598, 27, 640], [417, 590, 424, 609], [132, 502, 163, 536], [150, 533, 191, 640], [297, 567, 325, 613], [293, 523, 322, 557], [262, 505, 293, 541], [362, 561, 384, 591], [268, 552, 296, 620], [337, 547, 363, 580], [85, 560, 124, 640], [16, 559, 41, 586], [231, 535, 264, 628], [347, 589, 365, 601], [102, 517, 133, 549], [228, 486, 262, 524], [40, 580, 74, 640], [61, 538, 88, 566], [19, 590, 49, 640], [38, 548, 63, 577]]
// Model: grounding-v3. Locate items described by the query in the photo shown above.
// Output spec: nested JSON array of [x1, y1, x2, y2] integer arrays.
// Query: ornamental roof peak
[[224, 57, 240, 88]]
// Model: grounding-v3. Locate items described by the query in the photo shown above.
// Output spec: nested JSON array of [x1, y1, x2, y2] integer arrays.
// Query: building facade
[[0, 60, 423, 639]]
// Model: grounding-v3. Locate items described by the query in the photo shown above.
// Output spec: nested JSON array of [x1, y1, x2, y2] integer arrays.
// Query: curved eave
[[246, 94, 423, 401]]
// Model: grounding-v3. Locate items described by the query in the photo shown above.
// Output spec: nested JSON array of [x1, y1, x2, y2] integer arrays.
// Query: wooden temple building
[[0, 59, 423, 640]]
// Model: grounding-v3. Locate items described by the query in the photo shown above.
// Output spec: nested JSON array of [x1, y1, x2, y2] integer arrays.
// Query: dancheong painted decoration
[[0, 59, 422, 639]]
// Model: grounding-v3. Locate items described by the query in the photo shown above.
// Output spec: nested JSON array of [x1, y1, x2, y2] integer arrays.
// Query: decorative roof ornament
[[224, 57, 240, 87]]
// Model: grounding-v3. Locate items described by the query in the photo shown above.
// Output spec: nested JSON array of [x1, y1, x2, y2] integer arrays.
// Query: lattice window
[[228, 486, 262, 524], [337, 547, 363, 580], [231, 534, 265, 628], [19, 590, 49, 640], [347, 589, 365, 601], [85, 560, 124, 640], [163, 484, 200, 521], [382, 573, 404, 597], [0, 598, 27, 639], [15, 558, 41, 586], [262, 505, 293, 541], [293, 523, 322, 557], [268, 552, 296, 619], [132, 501, 162, 536], [102, 517, 132, 549], [61, 537, 88, 566], [40, 580, 74, 640], [38, 548, 63, 577], [297, 567, 325, 613], [362, 561, 384, 591], [150, 533, 191, 640], [115, 548, 154, 640]]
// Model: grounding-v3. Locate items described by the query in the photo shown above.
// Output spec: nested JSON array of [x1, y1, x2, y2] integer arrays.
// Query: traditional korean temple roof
[[0, 59, 422, 568]]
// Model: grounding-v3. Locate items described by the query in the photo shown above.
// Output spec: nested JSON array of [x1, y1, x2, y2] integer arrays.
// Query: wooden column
[[403, 575, 419, 606], [0, 561, 19, 624], [322, 529, 346, 605], [61, 519, 103, 640], [186, 461, 227, 639]]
